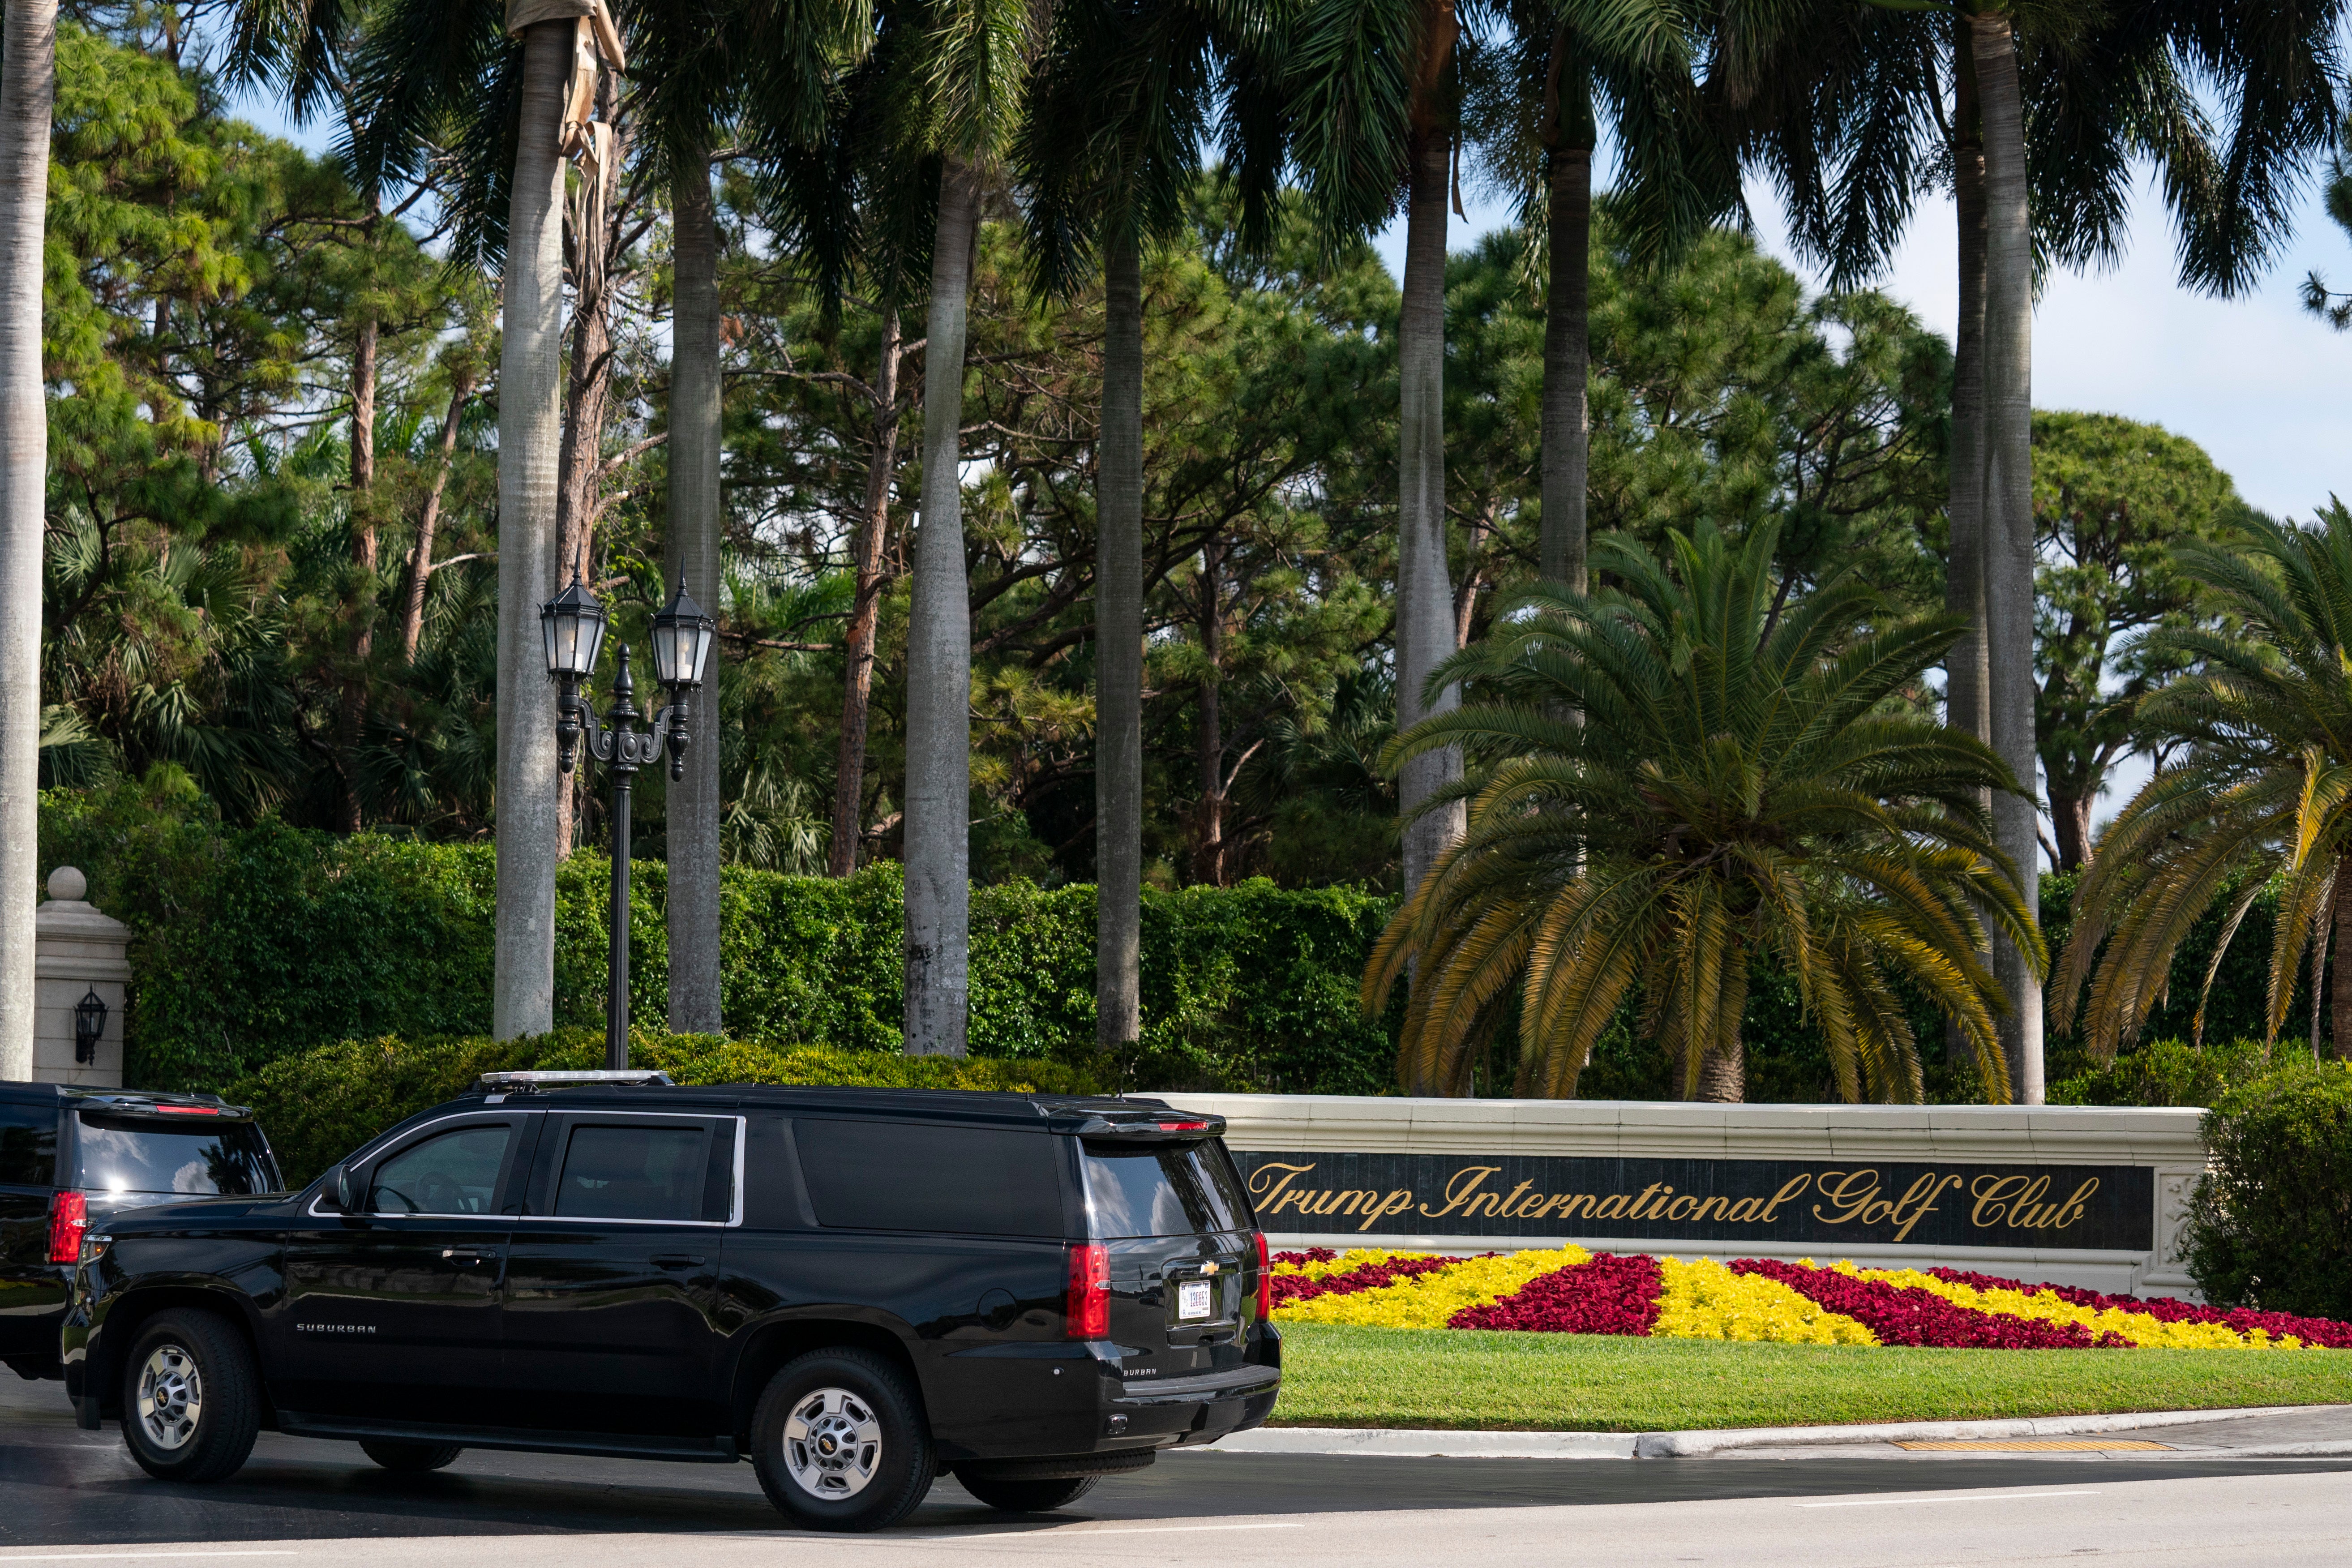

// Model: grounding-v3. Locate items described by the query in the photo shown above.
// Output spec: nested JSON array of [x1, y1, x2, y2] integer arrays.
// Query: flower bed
[[1269, 1248, 2352, 1351]]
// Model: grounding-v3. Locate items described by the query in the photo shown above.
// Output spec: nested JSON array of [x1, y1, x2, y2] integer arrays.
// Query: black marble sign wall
[[1234, 1151, 2155, 1253]]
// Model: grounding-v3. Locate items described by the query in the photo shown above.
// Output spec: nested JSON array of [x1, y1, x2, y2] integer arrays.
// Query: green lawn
[[1272, 1323, 2352, 1432]]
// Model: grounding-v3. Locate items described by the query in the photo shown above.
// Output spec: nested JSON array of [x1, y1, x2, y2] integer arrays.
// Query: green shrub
[[2180, 1061, 2352, 1319], [2050, 1038, 2315, 1108], [227, 1029, 1109, 1188]]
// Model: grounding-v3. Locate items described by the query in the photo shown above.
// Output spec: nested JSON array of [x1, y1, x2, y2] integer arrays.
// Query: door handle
[[650, 1253, 707, 1270], [441, 1248, 493, 1265]]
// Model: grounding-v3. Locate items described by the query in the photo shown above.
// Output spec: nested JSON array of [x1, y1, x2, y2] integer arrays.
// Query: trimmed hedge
[[2181, 1062, 2352, 1320], [2050, 1038, 2318, 1109], [41, 772, 1398, 1096], [228, 1029, 1108, 1188]]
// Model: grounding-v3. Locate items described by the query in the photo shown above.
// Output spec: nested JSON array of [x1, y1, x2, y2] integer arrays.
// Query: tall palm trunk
[[829, 305, 904, 878], [1095, 228, 1144, 1047], [1946, 18, 1988, 756], [1397, 42, 1463, 900], [903, 157, 982, 1057], [1539, 136, 1589, 592], [551, 71, 623, 860], [338, 295, 378, 832], [396, 369, 475, 664], [492, 20, 571, 1041], [2329, 853, 2352, 1058], [666, 152, 723, 1035], [0, 0, 51, 1080], [1195, 537, 1225, 886], [1972, 10, 2042, 1103]]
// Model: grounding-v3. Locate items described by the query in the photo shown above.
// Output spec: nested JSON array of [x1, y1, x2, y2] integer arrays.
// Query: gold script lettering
[[1760, 1174, 1812, 1223], [1811, 1169, 1881, 1225], [1420, 1166, 1503, 1219], [1247, 1162, 1315, 1216]]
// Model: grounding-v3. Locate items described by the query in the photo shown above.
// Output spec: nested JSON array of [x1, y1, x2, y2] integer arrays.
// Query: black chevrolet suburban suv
[[2, 1082, 282, 1381], [63, 1075, 1281, 1531]]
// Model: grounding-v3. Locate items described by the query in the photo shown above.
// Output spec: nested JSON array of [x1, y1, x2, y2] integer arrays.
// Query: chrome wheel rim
[[136, 1344, 202, 1451], [781, 1386, 882, 1500]]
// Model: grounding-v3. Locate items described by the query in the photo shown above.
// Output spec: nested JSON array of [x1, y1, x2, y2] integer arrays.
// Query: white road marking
[[1795, 1491, 2102, 1509], [0, 1555, 301, 1563]]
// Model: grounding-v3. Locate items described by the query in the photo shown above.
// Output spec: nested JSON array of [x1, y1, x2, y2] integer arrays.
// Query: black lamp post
[[540, 577, 717, 1069]]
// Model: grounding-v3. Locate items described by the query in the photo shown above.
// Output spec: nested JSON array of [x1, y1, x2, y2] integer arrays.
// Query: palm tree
[[1472, 0, 1724, 593], [1289, 0, 1466, 900], [1017, 0, 1285, 1050], [891, 0, 1039, 1056], [2052, 508, 2352, 1064], [351, 0, 625, 1036], [636, 0, 867, 1033], [1369, 520, 2041, 1102], [1742, 0, 2342, 1103], [0, 0, 55, 1079]]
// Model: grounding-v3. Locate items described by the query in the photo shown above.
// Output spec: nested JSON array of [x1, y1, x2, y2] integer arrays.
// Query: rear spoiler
[[1067, 1109, 1227, 1140], [70, 1091, 255, 1121]]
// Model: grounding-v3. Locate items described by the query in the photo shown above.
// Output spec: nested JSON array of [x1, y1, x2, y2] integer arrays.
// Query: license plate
[[1177, 1280, 1213, 1321]]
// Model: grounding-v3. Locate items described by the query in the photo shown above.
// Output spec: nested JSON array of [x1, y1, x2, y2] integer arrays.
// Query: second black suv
[[64, 1076, 1280, 1530], [1, 1081, 281, 1382]]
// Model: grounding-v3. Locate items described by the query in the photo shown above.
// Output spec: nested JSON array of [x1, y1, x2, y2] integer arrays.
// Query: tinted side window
[[0, 1101, 56, 1187], [795, 1120, 1061, 1237], [76, 1114, 278, 1196], [370, 1125, 513, 1214], [553, 1124, 710, 1222], [1083, 1141, 1250, 1238]]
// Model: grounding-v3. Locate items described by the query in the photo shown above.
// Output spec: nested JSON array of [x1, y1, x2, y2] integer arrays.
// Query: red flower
[[1448, 1253, 1665, 1334], [1927, 1267, 2352, 1350], [1733, 1260, 2131, 1349], [1268, 1253, 1464, 1307]]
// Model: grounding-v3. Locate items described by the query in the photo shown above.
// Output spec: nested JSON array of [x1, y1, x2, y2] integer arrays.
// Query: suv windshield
[[1082, 1139, 1254, 1238], [73, 1112, 280, 1196]]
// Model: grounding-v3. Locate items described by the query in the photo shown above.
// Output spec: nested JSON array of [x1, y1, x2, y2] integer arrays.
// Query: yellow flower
[[1653, 1257, 1877, 1345], [1840, 1264, 2285, 1350], [1274, 1247, 1592, 1328]]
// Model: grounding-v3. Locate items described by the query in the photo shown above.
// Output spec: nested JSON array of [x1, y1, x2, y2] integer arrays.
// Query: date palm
[[0, 0, 54, 1077], [1369, 520, 2041, 1103], [2052, 507, 2352, 1063]]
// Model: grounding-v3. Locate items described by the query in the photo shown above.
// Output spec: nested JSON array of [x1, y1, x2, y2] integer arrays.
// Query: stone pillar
[[34, 866, 129, 1086]]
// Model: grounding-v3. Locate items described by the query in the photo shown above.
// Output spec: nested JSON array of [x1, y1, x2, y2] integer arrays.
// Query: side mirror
[[331, 1165, 360, 1214]]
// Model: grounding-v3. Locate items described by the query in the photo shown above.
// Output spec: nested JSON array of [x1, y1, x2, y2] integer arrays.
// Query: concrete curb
[[1204, 1405, 2340, 1461]]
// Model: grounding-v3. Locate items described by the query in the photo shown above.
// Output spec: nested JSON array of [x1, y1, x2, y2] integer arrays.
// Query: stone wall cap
[[36, 899, 129, 941]]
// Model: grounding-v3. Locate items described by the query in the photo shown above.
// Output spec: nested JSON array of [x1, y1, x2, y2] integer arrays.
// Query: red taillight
[[150, 1105, 222, 1116], [1254, 1231, 1272, 1321], [47, 1191, 87, 1265], [1066, 1242, 1110, 1340], [1156, 1120, 1209, 1131]]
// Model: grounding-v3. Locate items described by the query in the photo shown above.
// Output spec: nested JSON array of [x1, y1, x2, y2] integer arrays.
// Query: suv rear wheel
[[750, 1348, 934, 1532], [120, 1309, 261, 1483], [955, 1472, 1100, 1512], [360, 1439, 464, 1473]]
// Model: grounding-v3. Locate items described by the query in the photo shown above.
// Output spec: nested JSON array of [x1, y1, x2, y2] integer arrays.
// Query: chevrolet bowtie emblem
[[1201, 1262, 1219, 1274]]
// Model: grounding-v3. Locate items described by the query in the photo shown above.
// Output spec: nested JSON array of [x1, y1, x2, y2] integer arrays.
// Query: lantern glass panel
[[540, 579, 608, 678], [651, 587, 715, 690]]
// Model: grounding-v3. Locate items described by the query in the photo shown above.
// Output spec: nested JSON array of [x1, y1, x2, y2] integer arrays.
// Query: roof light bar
[[473, 1070, 676, 1094]]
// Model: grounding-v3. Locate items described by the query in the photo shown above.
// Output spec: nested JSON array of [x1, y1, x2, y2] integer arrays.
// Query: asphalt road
[[8, 1372, 2350, 1565]]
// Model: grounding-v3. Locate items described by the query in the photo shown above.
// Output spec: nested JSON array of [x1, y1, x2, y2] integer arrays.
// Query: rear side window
[[554, 1123, 711, 1222], [0, 1101, 56, 1186], [74, 1112, 278, 1197], [795, 1119, 1062, 1237], [1084, 1140, 1253, 1238], [370, 1124, 512, 1214]]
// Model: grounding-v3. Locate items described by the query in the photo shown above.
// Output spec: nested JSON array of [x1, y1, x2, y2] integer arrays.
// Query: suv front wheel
[[750, 1348, 934, 1532], [120, 1309, 261, 1483]]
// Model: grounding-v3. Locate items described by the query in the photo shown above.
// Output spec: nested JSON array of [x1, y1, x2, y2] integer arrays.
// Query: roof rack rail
[[473, 1070, 677, 1094]]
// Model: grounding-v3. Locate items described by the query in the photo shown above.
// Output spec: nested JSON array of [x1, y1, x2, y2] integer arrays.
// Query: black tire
[[360, 1440, 463, 1473], [955, 1471, 1100, 1512], [750, 1348, 934, 1532], [120, 1309, 261, 1484]]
